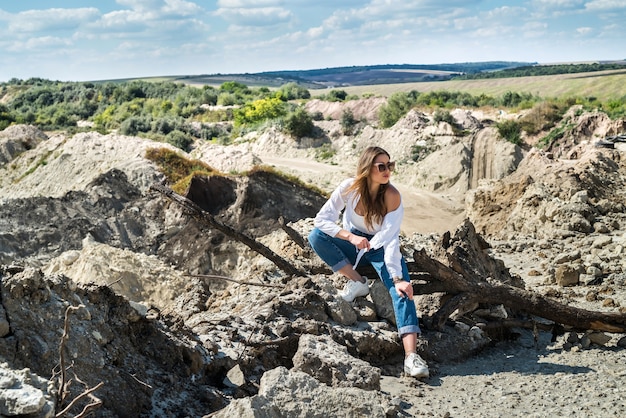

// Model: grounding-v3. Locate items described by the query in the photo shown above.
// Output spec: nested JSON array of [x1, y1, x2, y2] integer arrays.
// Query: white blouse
[[313, 178, 404, 278]]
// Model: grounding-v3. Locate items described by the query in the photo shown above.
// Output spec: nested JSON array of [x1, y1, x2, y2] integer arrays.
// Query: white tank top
[[351, 212, 372, 234]]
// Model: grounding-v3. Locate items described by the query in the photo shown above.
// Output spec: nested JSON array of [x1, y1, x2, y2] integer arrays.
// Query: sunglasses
[[372, 161, 396, 173]]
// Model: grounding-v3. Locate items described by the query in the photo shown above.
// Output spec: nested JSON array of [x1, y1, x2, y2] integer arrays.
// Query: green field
[[333, 69, 626, 101]]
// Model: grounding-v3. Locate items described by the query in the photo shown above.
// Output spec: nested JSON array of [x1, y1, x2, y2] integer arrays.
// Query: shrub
[[233, 97, 287, 127], [0, 103, 16, 130], [314, 143, 336, 161], [283, 106, 314, 138], [120, 116, 152, 136], [433, 109, 455, 125], [519, 101, 564, 135], [496, 120, 522, 145], [340, 109, 357, 135], [278, 83, 311, 100], [378, 91, 418, 128], [165, 130, 193, 151], [327, 90, 348, 102], [310, 111, 324, 121]]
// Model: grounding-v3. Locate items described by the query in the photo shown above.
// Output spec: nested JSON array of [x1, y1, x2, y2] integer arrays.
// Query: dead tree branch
[[411, 219, 626, 333], [55, 381, 104, 418], [185, 273, 283, 288], [151, 184, 306, 277], [56, 305, 104, 417]]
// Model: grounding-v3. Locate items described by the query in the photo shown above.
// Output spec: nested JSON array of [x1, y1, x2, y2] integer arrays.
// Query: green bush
[[166, 130, 193, 151], [233, 97, 287, 126], [496, 120, 522, 145], [340, 109, 357, 135], [314, 143, 336, 161], [327, 90, 348, 102], [283, 106, 314, 138], [120, 116, 152, 136], [278, 83, 311, 100], [0, 103, 16, 130], [519, 101, 565, 135], [433, 109, 455, 125], [378, 91, 419, 128]]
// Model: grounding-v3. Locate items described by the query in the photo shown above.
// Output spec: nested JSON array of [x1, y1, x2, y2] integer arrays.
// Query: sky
[[1, 0, 625, 82]]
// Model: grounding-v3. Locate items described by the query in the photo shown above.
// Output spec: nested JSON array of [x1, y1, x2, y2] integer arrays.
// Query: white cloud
[[523, 21, 549, 38], [584, 0, 626, 10], [7, 8, 100, 33], [217, 0, 281, 7], [115, 0, 162, 12], [576, 26, 593, 34], [162, 0, 204, 16], [532, 0, 584, 7], [214, 7, 293, 26], [6, 36, 72, 52]]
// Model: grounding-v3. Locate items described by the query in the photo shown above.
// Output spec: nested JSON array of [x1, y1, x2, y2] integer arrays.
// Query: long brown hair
[[346, 146, 390, 229]]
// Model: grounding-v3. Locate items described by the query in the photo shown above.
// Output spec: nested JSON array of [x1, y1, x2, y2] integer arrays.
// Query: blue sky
[[1, 0, 624, 82]]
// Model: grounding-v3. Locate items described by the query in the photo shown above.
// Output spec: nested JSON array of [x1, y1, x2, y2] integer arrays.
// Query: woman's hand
[[349, 234, 370, 251], [394, 280, 413, 299]]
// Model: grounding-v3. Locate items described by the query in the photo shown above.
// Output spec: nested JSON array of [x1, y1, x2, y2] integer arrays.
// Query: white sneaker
[[339, 277, 369, 302], [404, 353, 429, 378]]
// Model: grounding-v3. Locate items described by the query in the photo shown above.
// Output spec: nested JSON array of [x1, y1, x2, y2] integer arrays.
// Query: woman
[[308, 146, 429, 378]]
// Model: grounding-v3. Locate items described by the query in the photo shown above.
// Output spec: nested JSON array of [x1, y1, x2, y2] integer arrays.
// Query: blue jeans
[[308, 227, 421, 336]]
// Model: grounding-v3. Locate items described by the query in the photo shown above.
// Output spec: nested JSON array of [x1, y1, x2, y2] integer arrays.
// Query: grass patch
[[314, 143, 336, 161], [14, 151, 53, 183], [536, 122, 574, 149], [145, 147, 217, 194]]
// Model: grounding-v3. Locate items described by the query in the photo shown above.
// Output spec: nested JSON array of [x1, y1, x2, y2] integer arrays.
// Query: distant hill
[[458, 60, 626, 80], [174, 61, 534, 89]]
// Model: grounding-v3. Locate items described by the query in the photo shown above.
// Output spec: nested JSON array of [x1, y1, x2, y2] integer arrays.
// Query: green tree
[[379, 91, 418, 128], [278, 83, 311, 100]]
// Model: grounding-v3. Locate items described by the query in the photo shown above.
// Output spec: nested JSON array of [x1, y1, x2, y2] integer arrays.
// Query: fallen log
[[410, 219, 626, 333]]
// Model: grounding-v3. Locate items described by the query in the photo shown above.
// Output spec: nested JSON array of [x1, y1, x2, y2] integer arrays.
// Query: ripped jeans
[[308, 227, 421, 337]]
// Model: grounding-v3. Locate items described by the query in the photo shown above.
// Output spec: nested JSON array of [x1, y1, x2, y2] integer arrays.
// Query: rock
[[591, 235, 612, 249], [555, 264, 580, 287], [586, 331, 612, 346], [292, 334, 381, 390], [212, 367, 395, 418], [0, 125, 48, 165], [223, 365, 246, 388], [0, 364, 54, 418]]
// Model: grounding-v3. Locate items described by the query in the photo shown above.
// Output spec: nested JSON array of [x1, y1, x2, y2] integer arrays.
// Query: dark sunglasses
[[372, 161, 396, 172]]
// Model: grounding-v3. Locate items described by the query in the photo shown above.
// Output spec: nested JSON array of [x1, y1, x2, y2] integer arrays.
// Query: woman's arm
[[313, 178, 352, 237]]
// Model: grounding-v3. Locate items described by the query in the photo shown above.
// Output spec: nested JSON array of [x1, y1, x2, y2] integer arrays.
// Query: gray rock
[[212, 367, 395, 418], [0, 364, 54, 418], [292, 334, 381, 390], [555, 264, 580, 287]]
